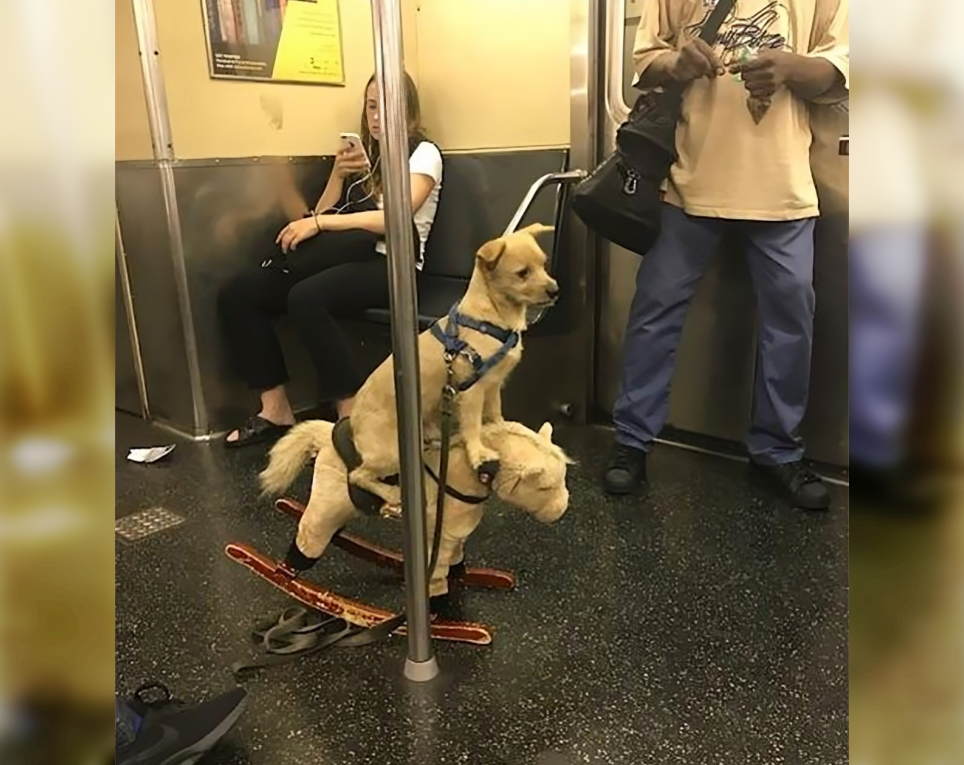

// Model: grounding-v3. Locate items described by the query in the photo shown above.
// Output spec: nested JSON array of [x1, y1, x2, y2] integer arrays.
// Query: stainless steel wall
[[171, 157, 332, 432], [116, 209, 145, 417], [115, 164, 196, 429], [800, 103, 849, 465], [591, 7, 848, 466], [115, 260, 142, 417]]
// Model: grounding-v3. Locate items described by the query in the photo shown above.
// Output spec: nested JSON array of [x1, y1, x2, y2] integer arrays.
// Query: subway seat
[[362, 155, 493, 329]]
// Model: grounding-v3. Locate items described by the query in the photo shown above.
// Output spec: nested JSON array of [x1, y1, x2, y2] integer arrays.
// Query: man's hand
[[730, 49, 842, 101], [276, 216, 320, 253], [730, 50, 797, 98], [670, 38, 725, 84]]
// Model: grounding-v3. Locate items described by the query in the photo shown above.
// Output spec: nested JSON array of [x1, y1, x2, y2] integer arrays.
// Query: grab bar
[[503, 170, 587, 236], [604, 0, 631, 126], [503, 169, 587, 327]]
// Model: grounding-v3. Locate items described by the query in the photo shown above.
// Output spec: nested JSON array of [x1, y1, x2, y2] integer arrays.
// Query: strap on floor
[[231, 607, 408, 679]]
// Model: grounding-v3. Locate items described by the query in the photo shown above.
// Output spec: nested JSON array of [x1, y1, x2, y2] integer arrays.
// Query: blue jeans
[[613, 203, 816, 465], [848, 227, 926, 467]]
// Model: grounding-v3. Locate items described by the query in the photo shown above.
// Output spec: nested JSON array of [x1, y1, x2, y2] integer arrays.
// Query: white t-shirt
[[375, 141, 443, 269]]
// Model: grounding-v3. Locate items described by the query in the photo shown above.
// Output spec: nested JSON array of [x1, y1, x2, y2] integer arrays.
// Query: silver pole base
[[404, 656, 440, 682]]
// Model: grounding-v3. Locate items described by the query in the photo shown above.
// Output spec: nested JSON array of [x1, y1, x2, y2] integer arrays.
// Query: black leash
[[427, 354, 458, 579], [230, 608, 408, 679], [233, 361, 461, 678]]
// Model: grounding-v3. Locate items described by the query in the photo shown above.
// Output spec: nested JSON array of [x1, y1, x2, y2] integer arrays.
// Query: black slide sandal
[[223, 415, 291, 449]]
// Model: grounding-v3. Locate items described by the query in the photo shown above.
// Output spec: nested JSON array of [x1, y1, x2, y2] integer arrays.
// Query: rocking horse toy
[[225, 416, 573, 658]]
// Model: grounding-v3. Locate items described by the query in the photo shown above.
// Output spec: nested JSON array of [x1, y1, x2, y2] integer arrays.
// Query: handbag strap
[[698, 0, 738, 46], [619, 0, 741, 155]]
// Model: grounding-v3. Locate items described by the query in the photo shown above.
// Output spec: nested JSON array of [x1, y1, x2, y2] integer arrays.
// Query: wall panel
[[116, 0, 154, 160], [413, 0, 570, 150]]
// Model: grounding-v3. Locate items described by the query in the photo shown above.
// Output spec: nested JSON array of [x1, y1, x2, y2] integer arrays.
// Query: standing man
[[605, 0, 849, 509]]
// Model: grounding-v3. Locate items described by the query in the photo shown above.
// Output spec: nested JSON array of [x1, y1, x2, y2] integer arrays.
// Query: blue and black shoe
[[116, 682, 247, 765]]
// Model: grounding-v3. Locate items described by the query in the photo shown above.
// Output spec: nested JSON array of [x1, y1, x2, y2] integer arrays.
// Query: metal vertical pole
[[370, 0, 439, 682], [131, 0, 209, 435]]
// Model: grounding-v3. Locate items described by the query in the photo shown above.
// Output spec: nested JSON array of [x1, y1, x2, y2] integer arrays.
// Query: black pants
[[217, 229, 390, 401]]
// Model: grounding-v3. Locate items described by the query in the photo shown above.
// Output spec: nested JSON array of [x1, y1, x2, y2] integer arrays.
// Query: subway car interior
[[115, 0, 849, 762]]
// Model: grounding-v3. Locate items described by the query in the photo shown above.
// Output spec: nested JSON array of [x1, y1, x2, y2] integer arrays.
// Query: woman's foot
[[224, 386, 296, 448], [223, 414, 295, 448]]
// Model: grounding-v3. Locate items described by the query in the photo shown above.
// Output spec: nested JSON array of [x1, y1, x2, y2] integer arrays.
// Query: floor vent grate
[[116, 507, 185, 541]]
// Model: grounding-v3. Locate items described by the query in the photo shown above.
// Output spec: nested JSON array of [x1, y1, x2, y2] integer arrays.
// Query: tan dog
[[260, 418, 572, 596], [348, 223, 557, 508]]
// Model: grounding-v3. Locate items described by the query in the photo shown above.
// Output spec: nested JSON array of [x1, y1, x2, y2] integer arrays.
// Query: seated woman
[[218, 72, 442, 447]]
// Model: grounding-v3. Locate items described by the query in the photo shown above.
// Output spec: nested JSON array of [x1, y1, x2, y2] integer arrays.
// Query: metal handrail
[[502, 170, 587, 236], [605, 0, 632, 125], [502, 170, 587, 327]]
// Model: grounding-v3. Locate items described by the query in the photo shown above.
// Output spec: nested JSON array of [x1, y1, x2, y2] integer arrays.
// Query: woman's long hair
[[358, 71, 429, 199]]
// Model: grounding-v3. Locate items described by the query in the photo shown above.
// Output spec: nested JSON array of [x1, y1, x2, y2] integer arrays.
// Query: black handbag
[[571, 0, 737, 256]]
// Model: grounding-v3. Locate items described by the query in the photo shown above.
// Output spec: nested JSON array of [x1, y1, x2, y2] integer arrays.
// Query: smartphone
[[339, 132, 364, 154]]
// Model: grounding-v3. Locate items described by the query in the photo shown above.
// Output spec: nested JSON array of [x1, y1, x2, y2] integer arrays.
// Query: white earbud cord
[[316, 153, 382, 216]]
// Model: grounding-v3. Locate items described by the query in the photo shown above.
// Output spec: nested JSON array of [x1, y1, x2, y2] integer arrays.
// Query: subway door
[[799, 100, 848, 465], [593, 3, 756, 441]]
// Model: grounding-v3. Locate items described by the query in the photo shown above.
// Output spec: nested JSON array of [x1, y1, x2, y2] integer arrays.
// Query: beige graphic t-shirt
[[633, 0, 849, 220]]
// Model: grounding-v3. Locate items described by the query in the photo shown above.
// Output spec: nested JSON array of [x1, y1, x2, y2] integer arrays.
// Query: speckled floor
[[115, 411, 848, 765]]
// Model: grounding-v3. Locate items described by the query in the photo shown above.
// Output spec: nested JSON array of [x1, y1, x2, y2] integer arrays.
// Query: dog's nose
[[546, 282, 560, 298]]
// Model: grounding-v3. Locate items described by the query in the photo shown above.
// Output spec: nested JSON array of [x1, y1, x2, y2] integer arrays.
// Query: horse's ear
[[537, 422, 553, 442], [523, 465, 546, 480], [518, 223, 554, 238]]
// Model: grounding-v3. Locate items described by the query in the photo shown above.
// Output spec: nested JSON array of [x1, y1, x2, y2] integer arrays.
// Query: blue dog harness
[[430, 303, 521, 392]]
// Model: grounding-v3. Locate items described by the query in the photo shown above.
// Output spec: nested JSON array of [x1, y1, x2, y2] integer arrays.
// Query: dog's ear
[[518, 223, 554, 238], [476, 238, 507, 270], [537, 422, 553, 442]]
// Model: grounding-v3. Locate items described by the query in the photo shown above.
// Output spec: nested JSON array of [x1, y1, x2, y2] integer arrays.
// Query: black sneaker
[[604, 443, 647, 495], [116, 682, 247, 765], [750, 460, 830, 510]]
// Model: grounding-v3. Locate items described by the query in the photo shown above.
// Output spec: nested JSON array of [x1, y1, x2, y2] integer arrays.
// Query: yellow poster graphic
[[272, 0, 344, 83], [202, 0, 344, 86]]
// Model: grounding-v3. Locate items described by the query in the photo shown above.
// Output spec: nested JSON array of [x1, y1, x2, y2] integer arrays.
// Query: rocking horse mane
[[424, 420, 576, 467]]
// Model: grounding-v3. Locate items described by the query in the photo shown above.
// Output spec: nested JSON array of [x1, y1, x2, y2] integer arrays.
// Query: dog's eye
[[516, 267, 530, 279]]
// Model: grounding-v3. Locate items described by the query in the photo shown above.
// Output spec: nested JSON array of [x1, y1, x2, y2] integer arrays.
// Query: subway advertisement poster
[[202, 0, 344, 85]]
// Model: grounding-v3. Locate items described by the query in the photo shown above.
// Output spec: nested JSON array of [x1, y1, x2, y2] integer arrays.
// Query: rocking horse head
[[479, 421, 574, 524]]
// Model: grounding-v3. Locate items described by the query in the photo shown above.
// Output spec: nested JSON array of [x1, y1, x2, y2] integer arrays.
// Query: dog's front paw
[[377, 483, 403, 518], [379, 502, 403, 520], [378, 484, 401, 507]]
